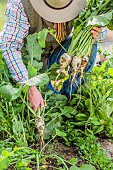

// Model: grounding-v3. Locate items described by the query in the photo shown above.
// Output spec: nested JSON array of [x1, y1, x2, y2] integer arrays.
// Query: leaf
[[108, 68, 113, 76], [87, 12, 112, 26], [15, 159, 31, 169], [60, 106, 75, 117], [0, 157, 10, 170], [107, 18, 113, 30], [49, 29, 57, 38], [90, 117, 101, 126], [28, 62, 37, 78], [0, 83, 22, 101], [106, 103, 113, 118], [0, 150, 14, 170], [73, 25, 83, 39], [68, 158, 78, 166], [23, 73, 49, 87], [75, 114, 88, 121], [93, 125, 104, 134], [70, 166, 80, 170], [48, 94, 67, 106], [26, 33, 43, 61], [85, 128, 94, 136], [55, 129, 67, 137], [44, 119, 61, 139], [32, 60, 43, 71], [85, 9, 91, 19], [85, 99, 94, 113], [38, 28, 49, 48], [107, 98, 113, 102], [13, 103, 25, 114], [74, 121, 86, 126], [47, 63, 60, 80], [79, 164, 96, 170]]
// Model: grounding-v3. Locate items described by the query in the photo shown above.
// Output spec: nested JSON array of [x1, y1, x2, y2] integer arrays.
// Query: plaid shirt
[[0, 0, 29, 83]]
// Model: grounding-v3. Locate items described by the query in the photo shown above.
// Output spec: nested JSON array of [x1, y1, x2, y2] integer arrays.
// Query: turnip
[[55, 53, 72, 82], [35, 116, 45, 147], [80, 56, 89, 76], [69, 56, 88, 99], [52, 0, 112, 99], [69, 56, 82, 99], [59, 53, 72, 70], [79, 56, 89, 90]]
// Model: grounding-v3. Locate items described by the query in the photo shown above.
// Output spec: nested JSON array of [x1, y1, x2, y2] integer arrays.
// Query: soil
[[99, 138, 113, 159], [44, 140, 85, 169], [44, 138, 113, 169], [29, 137, 113, 170]]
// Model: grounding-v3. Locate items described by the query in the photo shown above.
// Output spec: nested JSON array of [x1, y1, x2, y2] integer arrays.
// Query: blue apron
[[46, 36, 97, 98]]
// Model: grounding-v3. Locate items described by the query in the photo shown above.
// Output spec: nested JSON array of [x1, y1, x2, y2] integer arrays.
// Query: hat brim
[[30, 0, 86, 23]]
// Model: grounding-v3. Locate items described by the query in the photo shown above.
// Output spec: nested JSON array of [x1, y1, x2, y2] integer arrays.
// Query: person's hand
[[91, 26, 102, 39], [28, 86, 44, 112]]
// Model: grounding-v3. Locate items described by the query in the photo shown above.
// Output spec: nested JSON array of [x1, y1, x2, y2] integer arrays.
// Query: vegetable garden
[[0, 0, 113, 169]]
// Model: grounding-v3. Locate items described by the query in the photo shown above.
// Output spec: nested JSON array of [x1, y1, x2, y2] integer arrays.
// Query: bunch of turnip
[[54, 0, 113, 97]]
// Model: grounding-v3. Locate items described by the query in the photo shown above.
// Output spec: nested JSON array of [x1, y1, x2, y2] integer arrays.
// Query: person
[[0, 0, 106, 112]]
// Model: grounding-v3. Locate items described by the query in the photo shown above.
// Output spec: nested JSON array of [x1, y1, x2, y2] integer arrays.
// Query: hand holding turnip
[[28, 86, 44, 111], [91, 27, 102, 39]]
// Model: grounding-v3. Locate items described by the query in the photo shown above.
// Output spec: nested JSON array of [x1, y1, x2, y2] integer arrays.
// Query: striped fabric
[[0, 0, 29, 83]]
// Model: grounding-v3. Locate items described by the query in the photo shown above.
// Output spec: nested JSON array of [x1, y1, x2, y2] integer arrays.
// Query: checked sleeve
[[0, 0, 30, 83]]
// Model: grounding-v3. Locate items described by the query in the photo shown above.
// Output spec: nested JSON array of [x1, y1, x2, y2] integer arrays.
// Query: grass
[[0, 0, 7, 32]]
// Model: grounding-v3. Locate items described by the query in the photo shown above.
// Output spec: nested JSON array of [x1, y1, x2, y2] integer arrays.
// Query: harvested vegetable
[[69, 56, 82, 98], [66, 0, 113, 97], [49, 0, 113, 97], [35, 116, 45, 147], [55, 53, 72, 83], [68, 0, 113, 58]]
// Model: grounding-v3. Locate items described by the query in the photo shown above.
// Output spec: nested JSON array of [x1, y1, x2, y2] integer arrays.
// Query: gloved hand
[[28, 86, 44, 112]]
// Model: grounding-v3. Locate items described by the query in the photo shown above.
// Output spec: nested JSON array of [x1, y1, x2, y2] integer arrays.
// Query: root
[[35, 116, 45, 148], [80, 56, 88, 80], [69, 74, 79, 102], [69, 56, 82, 100], [69, 56, 88, 101]]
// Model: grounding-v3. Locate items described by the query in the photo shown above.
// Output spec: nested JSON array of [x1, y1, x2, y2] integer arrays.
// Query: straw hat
[[30, 0, 86, 23]]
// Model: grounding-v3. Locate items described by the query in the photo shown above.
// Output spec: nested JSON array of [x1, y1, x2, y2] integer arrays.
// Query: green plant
[[0, 146, 37, 170], [76, 135, 113, 170]]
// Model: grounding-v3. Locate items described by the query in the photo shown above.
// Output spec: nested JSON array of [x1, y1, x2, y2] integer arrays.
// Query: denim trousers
[[46, 36, 97, 98]]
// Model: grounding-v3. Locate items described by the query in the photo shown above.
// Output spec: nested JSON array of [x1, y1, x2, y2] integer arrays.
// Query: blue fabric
[[46, 36, 97, 98]]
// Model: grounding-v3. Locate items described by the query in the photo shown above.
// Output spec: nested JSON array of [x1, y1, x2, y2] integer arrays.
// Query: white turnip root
[[60, 53, 72, 70], [80, 56, 88, 77], [35, 116, 45, 147], [71, 56, 82, 76], [55, 53, 72, 82], [69, 56, 82, 99], [69, 56, 89, 100], [79, 56, 88, 94]]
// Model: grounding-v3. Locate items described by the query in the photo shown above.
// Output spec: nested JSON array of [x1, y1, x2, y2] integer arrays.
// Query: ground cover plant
[[1, 42, 113, 169]]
